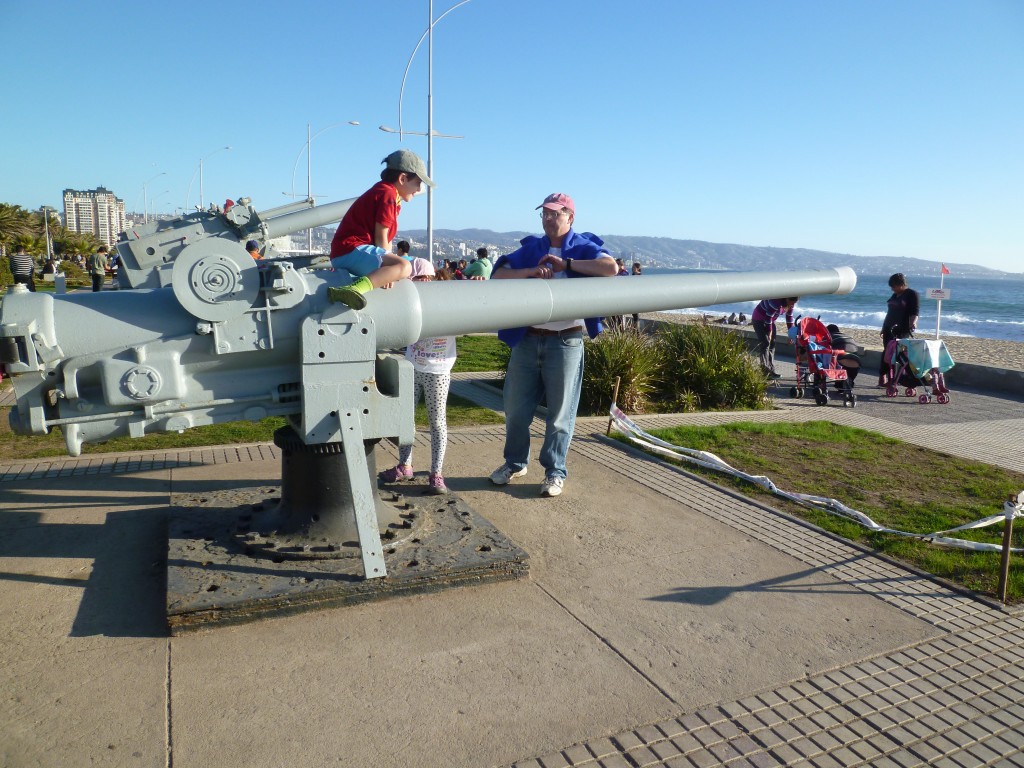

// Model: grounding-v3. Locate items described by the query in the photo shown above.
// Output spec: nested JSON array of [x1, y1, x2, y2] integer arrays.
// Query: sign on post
[[927, 288, 951, 300]]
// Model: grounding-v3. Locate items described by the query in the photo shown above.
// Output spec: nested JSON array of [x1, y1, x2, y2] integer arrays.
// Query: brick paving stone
[[753, 709, 786, 729], [708, 741, 744, 763], [650, 740, 683, 761], [585, 738, 617, 759], [596, 756, 631, 768], [623, 746, 658, 767], [538, 753, 570, 768], [613, 732, 643, 751], [513, 760, 543, 768], [636, 725, 664, 744], [713, 720, 743, 741], [690, 727, 722, 749], [788, 737, 822, 759], [563, 745, 593, 764], [671, 734, 703, 755], [679, 750, 721, 768]]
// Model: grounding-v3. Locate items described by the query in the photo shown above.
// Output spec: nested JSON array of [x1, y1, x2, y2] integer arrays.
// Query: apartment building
[[62, 187, 126, 247]]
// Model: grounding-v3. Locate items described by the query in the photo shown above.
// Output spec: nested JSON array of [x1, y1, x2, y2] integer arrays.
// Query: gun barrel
[[369, 267, 857, 347], [264, 198, 356, 240]]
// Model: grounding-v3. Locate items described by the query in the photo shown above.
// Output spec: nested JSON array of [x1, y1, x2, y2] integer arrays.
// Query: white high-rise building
[[63, 187, 126, 247]]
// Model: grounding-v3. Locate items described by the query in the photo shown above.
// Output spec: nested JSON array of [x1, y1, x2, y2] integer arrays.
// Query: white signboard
[[927, 288, 950, 300]]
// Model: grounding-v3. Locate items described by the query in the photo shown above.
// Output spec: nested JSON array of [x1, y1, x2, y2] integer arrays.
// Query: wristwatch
[[565, 258, 573, 273]]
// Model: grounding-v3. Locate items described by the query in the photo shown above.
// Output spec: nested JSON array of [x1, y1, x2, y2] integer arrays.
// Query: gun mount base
[[166, 481, 529, 635], [234, 427, 404, 560]]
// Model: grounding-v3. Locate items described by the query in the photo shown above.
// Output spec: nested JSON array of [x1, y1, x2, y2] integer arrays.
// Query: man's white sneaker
[[539, 476, 564, 497], [489, 463, 527, 485]]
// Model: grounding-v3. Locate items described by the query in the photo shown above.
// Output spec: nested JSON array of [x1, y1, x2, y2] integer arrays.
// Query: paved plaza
[[1, 360, 1022, 767]]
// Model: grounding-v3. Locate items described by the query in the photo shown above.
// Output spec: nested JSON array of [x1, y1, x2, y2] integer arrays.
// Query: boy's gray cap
[[382, 149, 435, 187]]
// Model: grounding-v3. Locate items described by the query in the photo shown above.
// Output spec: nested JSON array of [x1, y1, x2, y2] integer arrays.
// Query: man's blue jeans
[[502, 330, 585, 480]]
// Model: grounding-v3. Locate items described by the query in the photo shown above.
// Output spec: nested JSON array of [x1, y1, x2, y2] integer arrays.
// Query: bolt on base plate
[[166, 485, 529, 635]]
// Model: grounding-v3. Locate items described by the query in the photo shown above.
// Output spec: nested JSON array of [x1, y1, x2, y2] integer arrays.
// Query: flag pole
[[935, 264, 947, 339]]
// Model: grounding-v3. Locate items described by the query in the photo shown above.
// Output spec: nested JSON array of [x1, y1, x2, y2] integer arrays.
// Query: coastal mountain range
[[402, 228, 1018, 278]]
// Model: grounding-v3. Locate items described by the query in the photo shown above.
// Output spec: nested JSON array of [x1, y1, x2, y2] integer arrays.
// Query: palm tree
[[0, 203, 34, 260]]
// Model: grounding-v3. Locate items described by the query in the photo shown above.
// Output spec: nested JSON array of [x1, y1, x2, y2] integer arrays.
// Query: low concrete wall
[[643, 320, 1023, 398]]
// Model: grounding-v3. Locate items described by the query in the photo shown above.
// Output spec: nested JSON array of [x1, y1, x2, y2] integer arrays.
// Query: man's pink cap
[[536, 192, 575, 214]]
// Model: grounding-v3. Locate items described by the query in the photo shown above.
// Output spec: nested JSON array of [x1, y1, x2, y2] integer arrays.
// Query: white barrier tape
[[609, 405, 1024, 554]]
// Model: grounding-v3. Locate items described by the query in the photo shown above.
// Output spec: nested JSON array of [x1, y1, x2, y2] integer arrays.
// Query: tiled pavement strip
[[2, 371, 1023, 767]]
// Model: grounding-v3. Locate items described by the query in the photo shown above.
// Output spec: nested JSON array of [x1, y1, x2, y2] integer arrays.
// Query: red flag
[[941, 263, 950, 275]]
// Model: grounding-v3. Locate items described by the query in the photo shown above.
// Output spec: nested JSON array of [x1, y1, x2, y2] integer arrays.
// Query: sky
[[1, 0, 1022, 272]]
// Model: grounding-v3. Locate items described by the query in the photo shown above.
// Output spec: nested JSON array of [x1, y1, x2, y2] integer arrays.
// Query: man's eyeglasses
[[540, 209, 570, 221]]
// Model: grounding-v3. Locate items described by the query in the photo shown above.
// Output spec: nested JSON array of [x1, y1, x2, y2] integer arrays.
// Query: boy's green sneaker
[[327, 276, 373, 310]]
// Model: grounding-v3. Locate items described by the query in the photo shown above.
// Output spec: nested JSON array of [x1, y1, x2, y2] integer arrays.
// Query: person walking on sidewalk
[[488, 192, 618, 498], [9, 245, 37, 292], [752, 297, 798, 378], [379, 258, 455, 495], [327, 150, 432, 310], [878, 272, 919, 386], [88, 246, 109, 292]]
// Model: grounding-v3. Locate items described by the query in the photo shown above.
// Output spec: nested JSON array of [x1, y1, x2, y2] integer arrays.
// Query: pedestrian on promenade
[[379, 258, 455, 495], [395, 240, 412, 260], [327, 149, 432, 310], [878, 273, 919, 386], [245, 240, 263, 260], [630, 262, 643, 327], [488, 192, 618, 498], [752, 297, 798, 378], [88, 246, 109, 292], [9, 245, 37, 292], [463, 247, 492, 279]]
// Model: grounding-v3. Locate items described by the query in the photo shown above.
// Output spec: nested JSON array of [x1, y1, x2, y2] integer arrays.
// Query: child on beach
[[379, 258, 456, 495], [327, 149, 434, 310]]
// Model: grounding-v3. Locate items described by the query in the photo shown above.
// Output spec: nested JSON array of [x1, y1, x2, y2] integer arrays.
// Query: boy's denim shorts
[[330, 244, 386, 276]]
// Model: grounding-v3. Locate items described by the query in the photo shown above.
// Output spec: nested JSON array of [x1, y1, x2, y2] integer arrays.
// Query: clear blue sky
[[1, 0, 1021, 272]]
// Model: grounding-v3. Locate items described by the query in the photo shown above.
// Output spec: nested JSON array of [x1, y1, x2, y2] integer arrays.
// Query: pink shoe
[[427, 473, 448, 495], [379, 464, 413, 483]]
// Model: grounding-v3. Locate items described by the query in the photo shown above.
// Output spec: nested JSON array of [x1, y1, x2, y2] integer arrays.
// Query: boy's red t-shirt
[[329, 181, 401, 257]]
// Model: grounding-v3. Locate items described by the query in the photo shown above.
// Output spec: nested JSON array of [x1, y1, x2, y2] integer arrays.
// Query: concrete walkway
[[1, 363, 1022, 767]]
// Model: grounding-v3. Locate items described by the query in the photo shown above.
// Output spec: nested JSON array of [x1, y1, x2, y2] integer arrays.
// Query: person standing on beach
[[878, 273, 919, 385], [488, 192, 618, 498], [751, 297, 798, 378]]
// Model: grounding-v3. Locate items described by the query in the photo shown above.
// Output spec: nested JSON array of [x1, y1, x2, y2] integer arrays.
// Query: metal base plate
[[166, 486, 529, 634]]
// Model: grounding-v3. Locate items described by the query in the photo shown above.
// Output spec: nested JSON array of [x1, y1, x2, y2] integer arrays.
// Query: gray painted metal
[[0, 214, 854, 581]]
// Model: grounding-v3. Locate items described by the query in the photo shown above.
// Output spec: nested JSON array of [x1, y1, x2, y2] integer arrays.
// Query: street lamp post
[[40, 206, 54, 262], [395, 0, 473, 262], [142, 172, 166, 224], [288, 121, 360, 255], [186, 146, 232, 212], [148, 190, 170, 220]]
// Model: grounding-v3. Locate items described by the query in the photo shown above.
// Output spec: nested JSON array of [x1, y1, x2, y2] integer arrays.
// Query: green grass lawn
[[615, 420, 1024, 602]]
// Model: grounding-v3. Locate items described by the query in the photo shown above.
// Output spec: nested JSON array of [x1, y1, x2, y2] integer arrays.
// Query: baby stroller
[[788, 317, 858, 407], [884, 338, 954, 404]]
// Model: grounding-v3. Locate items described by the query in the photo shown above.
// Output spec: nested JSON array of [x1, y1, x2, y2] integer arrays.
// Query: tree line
[[0, 202, 104, 264]]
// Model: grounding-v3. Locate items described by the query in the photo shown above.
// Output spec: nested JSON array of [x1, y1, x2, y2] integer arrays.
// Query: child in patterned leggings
[[379, 259, 456, 494]]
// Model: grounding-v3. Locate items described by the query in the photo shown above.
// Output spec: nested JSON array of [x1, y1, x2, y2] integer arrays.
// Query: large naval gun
[[1, 203, 856, 629]]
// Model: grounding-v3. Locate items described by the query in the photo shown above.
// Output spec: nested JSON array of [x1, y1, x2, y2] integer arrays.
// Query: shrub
[[581, 326, 663, 413], [654, 322, 770, 411]]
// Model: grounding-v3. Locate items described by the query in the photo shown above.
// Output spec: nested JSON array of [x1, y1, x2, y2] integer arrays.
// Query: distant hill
[[401, 228, 1019, 278]]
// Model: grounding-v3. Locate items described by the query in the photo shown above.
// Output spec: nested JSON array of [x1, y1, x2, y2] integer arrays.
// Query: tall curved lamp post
[[40, 206, 55, 262], [185, 146, 232, 212], [142, 171, 166, 224], [395, 0, 473, 262]]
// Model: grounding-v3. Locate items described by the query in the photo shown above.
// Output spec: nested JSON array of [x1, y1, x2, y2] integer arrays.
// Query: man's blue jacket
[[491, 228, 610, 348]]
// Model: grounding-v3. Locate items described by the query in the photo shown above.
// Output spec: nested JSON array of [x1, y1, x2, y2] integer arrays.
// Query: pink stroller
[[884, 338, 955, 404]]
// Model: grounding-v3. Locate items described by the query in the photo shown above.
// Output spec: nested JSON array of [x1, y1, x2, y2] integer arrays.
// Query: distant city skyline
[[1, 1, 1021, 273]]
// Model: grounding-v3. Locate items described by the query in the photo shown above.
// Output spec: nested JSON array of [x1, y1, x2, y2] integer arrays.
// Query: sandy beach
[[644, 312, 1024, 372]]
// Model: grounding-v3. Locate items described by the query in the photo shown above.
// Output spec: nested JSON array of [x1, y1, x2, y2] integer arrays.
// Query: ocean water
[[653, 270, 1024, 343]]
